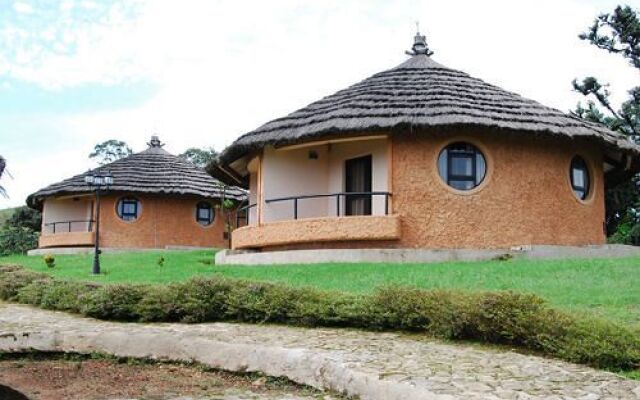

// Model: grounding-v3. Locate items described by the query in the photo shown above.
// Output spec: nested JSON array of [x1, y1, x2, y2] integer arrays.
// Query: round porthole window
[[116, 197, 141, 222], [570, 156, 590, 200], [195, 201, 214, 226], [437, 142, 487, 191]]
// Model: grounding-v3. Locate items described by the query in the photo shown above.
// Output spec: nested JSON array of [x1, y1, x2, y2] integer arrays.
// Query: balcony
[[39, 220, 95, 248], [232, 192, 400, 249]]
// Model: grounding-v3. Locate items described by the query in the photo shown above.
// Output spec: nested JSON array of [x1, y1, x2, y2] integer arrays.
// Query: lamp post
[[84, 172, 113, 275]]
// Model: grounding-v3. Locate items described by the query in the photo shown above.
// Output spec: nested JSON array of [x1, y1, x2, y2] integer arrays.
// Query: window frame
[[438, 142, 487, 191], [117, 197, 140, 222], [195, 201, 215, 226], [570, 156, 590, 201]]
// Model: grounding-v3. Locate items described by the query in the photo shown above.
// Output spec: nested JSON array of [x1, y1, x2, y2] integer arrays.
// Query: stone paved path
[[0, 303, 639, 400]]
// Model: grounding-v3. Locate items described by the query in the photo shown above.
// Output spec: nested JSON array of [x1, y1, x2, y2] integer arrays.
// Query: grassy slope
[[1, 250, 639, 328]]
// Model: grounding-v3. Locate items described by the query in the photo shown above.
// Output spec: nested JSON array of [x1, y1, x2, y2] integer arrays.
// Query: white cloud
[[13, 2, 34, 14], [1, 0, 637, 207]]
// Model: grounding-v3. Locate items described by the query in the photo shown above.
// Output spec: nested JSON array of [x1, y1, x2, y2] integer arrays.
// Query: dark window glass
[[196, 202, 214, 226], [570, 156, 590, 200], [117, 197, 140, 221], [438, 143, 486, 190], [345, 155, 372, 216]]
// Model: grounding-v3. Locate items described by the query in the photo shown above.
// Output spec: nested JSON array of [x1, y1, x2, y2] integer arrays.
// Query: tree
[[572, 5, 640, 241], [0, 156, 6, 198], [178, 147, 218, 168], [89, 140, 133, 165], [5, 207, 41, 232]]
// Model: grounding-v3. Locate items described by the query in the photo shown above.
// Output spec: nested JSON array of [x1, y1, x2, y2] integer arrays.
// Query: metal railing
[[236, 203, 257, 228], [265, 191, 392, 220], [44, 220, 95, 234]]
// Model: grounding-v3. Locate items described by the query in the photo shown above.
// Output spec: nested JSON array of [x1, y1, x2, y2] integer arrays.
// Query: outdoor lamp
[[84, 171, 113, 275]]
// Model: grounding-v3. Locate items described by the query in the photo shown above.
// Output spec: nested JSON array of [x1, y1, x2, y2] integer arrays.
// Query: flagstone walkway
[[0, 303, 638, 400]]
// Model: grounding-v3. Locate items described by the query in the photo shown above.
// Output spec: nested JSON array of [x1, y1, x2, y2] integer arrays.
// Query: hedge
[[0, 265, 638, 371]]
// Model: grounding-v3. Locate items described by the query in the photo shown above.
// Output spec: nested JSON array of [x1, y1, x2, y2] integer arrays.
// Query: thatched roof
[[27, 137, 246, 208], [218, 34, 640, 172]]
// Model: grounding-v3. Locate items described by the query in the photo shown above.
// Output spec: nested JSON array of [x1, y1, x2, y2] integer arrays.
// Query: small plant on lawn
[[43, 254, 55, 268], [157, 256, 165, 268]]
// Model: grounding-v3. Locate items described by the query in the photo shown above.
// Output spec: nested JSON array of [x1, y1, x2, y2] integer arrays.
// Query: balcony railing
[[265, 191, 392, 220], [43, 220, 95, 234], [236, 203, 257, 228]]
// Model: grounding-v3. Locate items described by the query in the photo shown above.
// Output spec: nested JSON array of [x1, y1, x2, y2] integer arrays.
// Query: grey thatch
[[219, 49, 640, 167], [27, 139, 246, 208]]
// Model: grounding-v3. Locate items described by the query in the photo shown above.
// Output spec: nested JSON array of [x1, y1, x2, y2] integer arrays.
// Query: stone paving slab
[[0, 304, 639, 400]]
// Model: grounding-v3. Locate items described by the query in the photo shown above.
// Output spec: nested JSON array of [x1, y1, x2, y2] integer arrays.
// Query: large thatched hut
[[28, 136, 245, 251], [214, 33, 640, 252]]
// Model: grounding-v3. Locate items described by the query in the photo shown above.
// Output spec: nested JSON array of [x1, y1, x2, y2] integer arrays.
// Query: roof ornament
[[148, 135, 164, 148], [405, 22, 433, 57]]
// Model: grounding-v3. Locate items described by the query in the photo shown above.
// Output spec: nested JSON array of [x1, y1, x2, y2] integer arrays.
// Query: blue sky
[[0, 0, 637, 207]]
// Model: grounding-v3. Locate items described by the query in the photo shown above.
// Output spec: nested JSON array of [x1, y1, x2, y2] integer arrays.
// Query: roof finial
[[405, 22, 433, 57], [148, 135, 164, 148]]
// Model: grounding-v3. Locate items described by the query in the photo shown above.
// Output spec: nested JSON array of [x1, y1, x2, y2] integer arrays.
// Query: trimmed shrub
[[17, 280, 95, 313], [0, 265, 638, 370], [0, 266, 48, 300], [81, 284, 147, 321], [362, 286, 472, 337]]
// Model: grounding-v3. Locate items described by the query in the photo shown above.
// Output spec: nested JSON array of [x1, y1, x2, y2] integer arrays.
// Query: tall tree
[[89, 140, 133, 165], [572, 5, 640, 242], [178, 147, 218, 168]]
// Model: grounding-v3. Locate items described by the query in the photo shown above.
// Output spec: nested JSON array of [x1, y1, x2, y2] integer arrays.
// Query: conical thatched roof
[[218, 34, 640, 169], [27, 137, 246, 208]]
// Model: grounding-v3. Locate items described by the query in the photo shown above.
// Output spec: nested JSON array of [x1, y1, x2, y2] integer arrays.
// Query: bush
[[81, 284, 147, 321], [0, 266, 48, 300], [0, 266, 638, 371], [0, 226, 39, 256], [16, 279, 97, 313], [43, 255, 55, 268]]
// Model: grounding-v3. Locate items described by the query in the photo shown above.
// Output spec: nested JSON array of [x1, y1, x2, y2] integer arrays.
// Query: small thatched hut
[[214, 33, 640, 251], [28, 136, 245, 251]]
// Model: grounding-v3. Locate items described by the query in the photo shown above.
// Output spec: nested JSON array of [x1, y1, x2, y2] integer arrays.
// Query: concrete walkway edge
[[0, 329, 446, 400]]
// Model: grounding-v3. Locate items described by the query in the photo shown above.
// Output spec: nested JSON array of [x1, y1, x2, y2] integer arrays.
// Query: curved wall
[[97, 194, 230, 249], [392, 130, 605, 248]]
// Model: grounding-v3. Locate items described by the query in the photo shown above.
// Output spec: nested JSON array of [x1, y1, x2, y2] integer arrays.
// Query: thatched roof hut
[[216, 33, 639, 186], [28, 137, 246, 209]]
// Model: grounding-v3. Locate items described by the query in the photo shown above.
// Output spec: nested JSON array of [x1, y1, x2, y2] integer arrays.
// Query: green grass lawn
[[1, 250, 639, 329]]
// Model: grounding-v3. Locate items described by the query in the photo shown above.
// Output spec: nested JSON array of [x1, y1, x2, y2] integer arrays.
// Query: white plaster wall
[[327, 138, 389, 215], [42, 197, 93, 233], [262, 145, 329, 222], [258, 139, 389, 222]]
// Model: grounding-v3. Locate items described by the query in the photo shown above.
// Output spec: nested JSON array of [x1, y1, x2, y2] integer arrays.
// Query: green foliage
[[157, 256, 165, 267], [89, 139, 133, 165], [43, 255, 55, 268], [1, 266, 639, 371], [4, 206, 42, 231], [573, 5, 640, 237], [0, 206, 41, 256], [0, 265, 48, 300], [0, 226, 39, 256], [80, 284, 147, 321], [178, 147, 218, 168]]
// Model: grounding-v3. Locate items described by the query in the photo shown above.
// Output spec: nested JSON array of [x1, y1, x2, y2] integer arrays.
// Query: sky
[[0, 0, 637, 208]]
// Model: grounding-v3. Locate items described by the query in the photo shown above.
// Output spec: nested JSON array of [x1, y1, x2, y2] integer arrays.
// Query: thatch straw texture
[[219, 54, 639, 165], [27, 146, 246, 208]]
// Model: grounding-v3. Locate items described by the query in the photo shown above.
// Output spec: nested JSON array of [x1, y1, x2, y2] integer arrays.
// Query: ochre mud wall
[[98, 194, 230, 249], [391, 130, 606, 249]]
